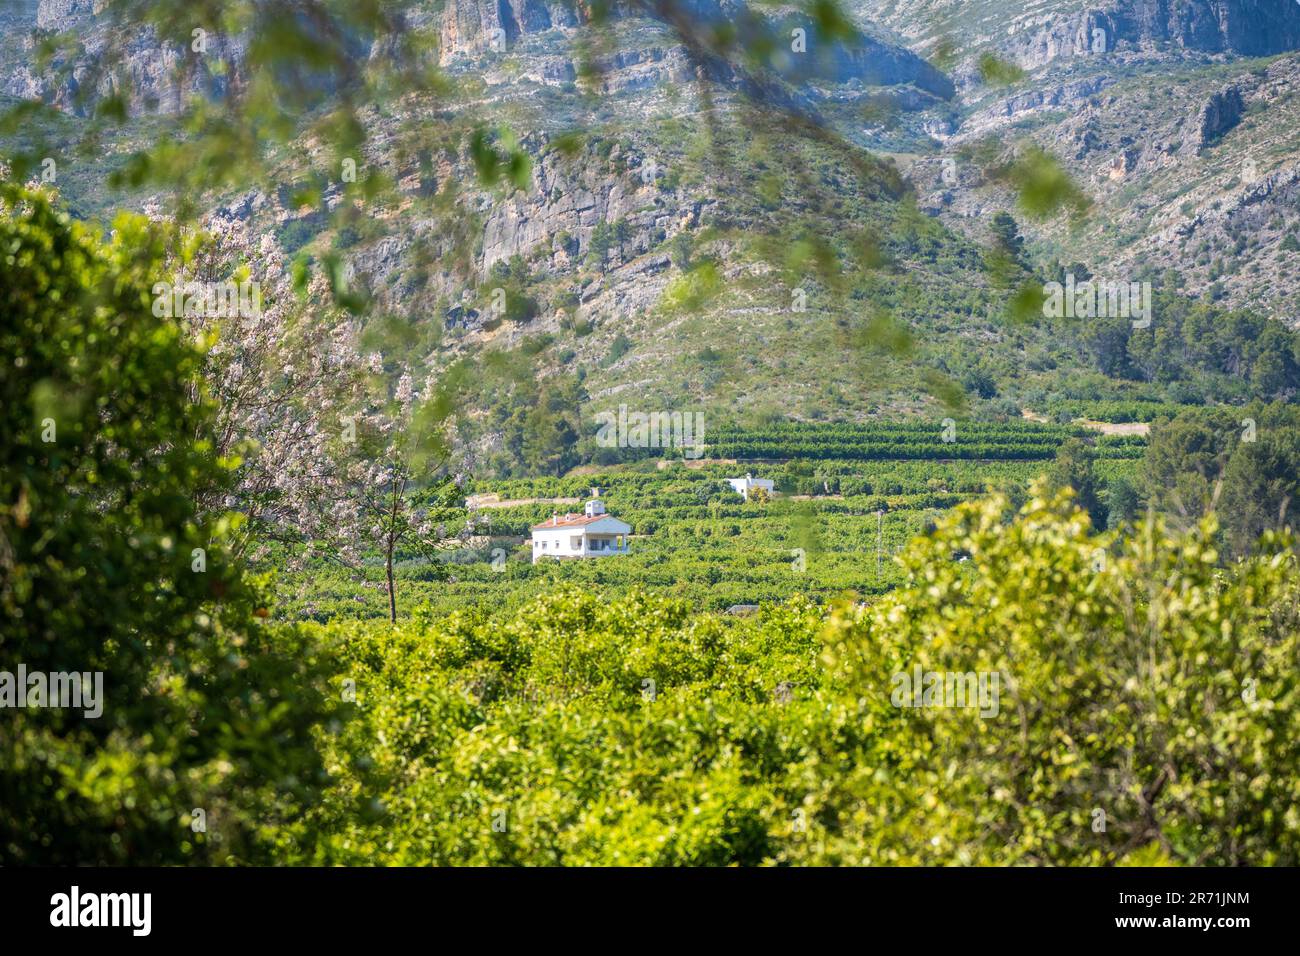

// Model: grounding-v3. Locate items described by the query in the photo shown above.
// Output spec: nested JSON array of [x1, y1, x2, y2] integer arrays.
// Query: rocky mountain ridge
[[4, 0, 952, 115], [852, 0, 1300, 72], [7, 0, 1300, 420]]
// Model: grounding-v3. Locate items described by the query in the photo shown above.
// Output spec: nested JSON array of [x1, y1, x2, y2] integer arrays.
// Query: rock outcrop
[[5, 0, 956, 117], [956, 75, 1114, 140], [5, 0, 242, 116], [36, 0, 94, 31], [438, 0, 579, 63], [437, 0, 953, 97], [1181, 85, 1245, 154], [1003, 0, 1300, 69]]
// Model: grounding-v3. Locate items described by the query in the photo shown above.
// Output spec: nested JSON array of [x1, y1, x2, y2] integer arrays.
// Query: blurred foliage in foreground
[[0, 185, 334, 864]]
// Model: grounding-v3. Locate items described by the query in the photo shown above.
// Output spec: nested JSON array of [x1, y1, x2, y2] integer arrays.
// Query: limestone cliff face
[[36, 0, 95, 31], [1135, 0, 1300, 55], [433, 0, 951, 97], [436, 0, 735, 65], [0, 1, 39, 99], [1003, 0, 1300, 69], [438, 0, 580, 62], [905, 1, 1300, 160], [780, 26, 954, 99], [311, 131, 709, 364], [5, 0, 241, 116], [328, 131, 708, 309], [1181, 85, 1245, 154], [8, 0, 955, 116], [479, 137, 701, 273], [846, 0, 1300, 64], [0, 0, 40, 29]]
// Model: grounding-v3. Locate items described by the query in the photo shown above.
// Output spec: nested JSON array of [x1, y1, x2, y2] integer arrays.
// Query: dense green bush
[[0, 185, 333, 864], [1142, 402, 1300, 557], [286, 486, 1299, 865]]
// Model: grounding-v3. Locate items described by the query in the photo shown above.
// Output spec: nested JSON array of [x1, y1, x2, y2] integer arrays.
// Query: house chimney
[[552, 511, 558, 526]]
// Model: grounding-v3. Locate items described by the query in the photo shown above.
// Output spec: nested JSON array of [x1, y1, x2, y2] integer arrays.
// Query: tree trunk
[[385, 477, 401, 624], [385, 541, 397, 624]]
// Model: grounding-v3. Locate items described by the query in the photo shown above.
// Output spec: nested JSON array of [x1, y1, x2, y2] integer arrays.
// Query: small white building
[[531, 491, 631, 564], [727, 474, 775, 501]]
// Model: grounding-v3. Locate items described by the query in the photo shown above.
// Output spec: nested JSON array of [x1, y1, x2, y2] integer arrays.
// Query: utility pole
[[875, 509, 884, 580]]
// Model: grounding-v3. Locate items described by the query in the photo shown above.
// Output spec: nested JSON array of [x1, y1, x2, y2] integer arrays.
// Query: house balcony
[[581, 535, 628, 557]]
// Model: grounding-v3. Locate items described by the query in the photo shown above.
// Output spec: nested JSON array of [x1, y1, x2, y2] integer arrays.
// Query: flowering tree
[[173, 218, 481, 619], [324, 367, 484, 622], [157, 213, 368, 565]]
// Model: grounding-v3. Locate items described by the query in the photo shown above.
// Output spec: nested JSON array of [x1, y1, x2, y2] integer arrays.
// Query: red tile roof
[[531, 513, 610, 530]]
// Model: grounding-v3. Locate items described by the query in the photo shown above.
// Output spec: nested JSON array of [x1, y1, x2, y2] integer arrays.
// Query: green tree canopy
[[1142, 403, 1300, 557], [0, 184, 332, 864]]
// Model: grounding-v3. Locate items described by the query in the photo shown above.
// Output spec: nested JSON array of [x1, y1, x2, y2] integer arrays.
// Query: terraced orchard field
[[277, 420, 1143, 621]]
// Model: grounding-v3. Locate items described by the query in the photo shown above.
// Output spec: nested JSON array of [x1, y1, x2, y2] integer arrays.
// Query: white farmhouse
[[531, 491, 631, 564], [727, 474, 775, 501]]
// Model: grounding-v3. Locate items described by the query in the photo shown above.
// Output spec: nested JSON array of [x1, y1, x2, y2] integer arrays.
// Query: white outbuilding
[[531, 491, 631, 564], [727, 474, 774, 501]]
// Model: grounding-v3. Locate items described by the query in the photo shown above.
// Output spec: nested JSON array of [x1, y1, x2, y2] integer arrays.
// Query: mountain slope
[[5, 0, 1300, 475]]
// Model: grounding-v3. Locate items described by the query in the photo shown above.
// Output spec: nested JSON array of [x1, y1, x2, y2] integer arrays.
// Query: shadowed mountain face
[[849, 0, 1300, 64], [997, 0, 1300, 68], [1125, 0, 1300, 54]]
